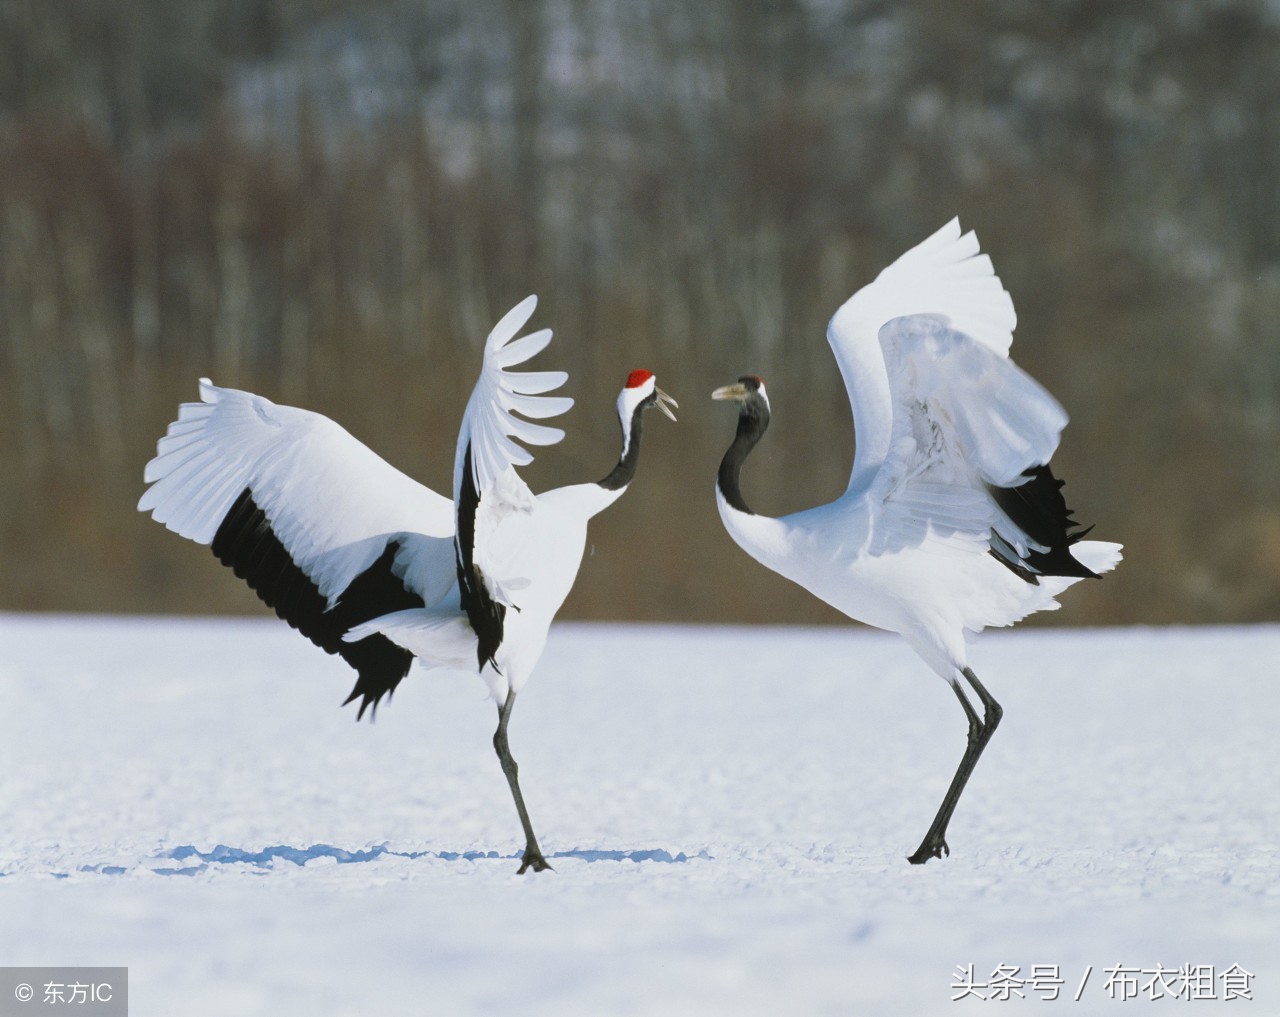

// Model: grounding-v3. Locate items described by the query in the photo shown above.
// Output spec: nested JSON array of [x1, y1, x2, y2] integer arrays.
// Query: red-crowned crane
[[711, 220, 1121, 864], [139, 296, 677, 873]]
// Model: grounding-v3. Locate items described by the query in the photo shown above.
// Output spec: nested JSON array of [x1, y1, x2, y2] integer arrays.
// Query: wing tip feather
[[485, 294, 539, 352]]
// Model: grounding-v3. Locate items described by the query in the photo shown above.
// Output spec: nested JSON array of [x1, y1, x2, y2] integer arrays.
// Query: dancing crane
[[139, 296, 677, 873], [711, 220, 1121, 864]]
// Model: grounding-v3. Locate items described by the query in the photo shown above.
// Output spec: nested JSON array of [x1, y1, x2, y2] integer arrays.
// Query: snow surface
[[1, 615, 1277, 1015]]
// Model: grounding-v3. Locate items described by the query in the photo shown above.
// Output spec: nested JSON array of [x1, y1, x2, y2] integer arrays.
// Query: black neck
[[598, 401, 646, 491], [717, 399, 770, 514]]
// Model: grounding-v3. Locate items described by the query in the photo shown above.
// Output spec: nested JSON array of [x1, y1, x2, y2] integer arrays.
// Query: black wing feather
[[454, 444, 505, 672], [210, 487, 424, 719], [986, 464, 1099, 583]]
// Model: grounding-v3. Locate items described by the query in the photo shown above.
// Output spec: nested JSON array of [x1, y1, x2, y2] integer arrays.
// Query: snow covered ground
[[1, 615, 1276, 1015]]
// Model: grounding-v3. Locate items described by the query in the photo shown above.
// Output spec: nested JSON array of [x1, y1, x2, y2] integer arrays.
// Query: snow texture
[[1, 615, 1276, 1015]]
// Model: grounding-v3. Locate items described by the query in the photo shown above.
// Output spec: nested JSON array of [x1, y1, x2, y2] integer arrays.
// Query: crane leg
[[493, 691, 553, 874], [907, 666, 1003, 865]]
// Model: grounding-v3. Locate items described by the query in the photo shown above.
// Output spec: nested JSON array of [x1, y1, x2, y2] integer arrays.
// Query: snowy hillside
[[1, 615, 1276, 1014]]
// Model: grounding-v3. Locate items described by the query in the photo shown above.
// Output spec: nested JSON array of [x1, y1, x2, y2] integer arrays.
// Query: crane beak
[[711, 382, 748, 402], [655, 387, 679, 422]]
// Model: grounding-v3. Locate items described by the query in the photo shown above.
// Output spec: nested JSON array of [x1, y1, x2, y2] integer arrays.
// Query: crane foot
[[517, 849, 554, 874], [906, 834, 950, 866]]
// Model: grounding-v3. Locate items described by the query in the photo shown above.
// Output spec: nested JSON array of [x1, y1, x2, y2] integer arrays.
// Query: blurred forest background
[[1, 0, 1278, 626]]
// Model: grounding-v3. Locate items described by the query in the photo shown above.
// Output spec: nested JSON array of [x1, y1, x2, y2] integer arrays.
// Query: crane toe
[[906, 835, 951, 866], [517, 850, 554, 874]]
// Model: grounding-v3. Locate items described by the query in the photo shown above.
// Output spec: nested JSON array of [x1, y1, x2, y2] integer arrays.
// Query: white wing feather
[[866, 321, 1069, 562], [827, 218, 1021, 500], [829, 217, 1017, 360], [138, 379, 456, 609], [453, 295, 574, 504], [472, 465, 535, 607], [878, 314, 1068, 490], [345, 607, 477, 672], [827, 222, 1068, 559]]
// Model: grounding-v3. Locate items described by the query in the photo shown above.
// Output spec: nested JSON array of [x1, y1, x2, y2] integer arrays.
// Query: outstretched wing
[[138, 379, 457, 717], [453, 295, 574, 499], [867, 314, 1090, 577], [450, 296, 574, 670], [832, 221, 1096, 581], [827, 218, 1021, 501]]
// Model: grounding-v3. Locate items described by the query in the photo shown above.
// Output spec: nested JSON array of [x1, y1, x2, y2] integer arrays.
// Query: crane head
[[618, 369, 678, 424], [711, 375, 770, 414]]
